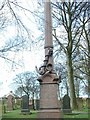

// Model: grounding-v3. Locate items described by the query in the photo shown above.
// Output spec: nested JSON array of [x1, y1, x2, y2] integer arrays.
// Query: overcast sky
[[0, 0, 88, 97], [0, 0, 44, 97]]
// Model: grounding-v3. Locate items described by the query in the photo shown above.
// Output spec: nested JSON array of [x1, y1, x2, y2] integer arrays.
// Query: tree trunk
[[88, 58, 90, 98], [32, 92, 35, 110], [67, 53, 78, 110], [87, 1, 90, 98]]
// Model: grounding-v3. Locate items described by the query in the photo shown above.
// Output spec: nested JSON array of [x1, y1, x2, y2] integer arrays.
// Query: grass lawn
[[2, 109, 37, 118], [64, 113, 88, 118], [2, 109, 89, 119], [64, 108, 89, 118]]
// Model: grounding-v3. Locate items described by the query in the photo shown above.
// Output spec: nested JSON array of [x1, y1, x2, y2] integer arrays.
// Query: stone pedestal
[[37, 73, 62, 118]]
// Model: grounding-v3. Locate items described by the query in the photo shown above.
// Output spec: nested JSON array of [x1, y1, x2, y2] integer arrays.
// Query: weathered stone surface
[[86, 98, 90, 109], [7, 95, 14, 111], [37, 74, 62, 118], [0, 98, 2, 120], [37, 1, 62, 118], [35, 99, 40, 110], [77, 98, 83, 110], [62, 94, 72, 114], [21, 95, 30, 114]]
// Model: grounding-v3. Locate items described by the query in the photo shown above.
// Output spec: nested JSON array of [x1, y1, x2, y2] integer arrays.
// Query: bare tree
[[79, 1, 90, 97], [0, 0, 37, 68], [13, 71, 40, 110], [52, 1, 89, 109]]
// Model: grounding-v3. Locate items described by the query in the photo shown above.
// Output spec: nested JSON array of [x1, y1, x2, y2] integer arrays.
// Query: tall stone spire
[[37, 0, 62, 118]]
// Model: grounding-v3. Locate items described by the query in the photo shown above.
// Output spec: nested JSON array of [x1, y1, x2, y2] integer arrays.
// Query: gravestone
[[0, 98, 2, 120], [7, 94, 14, 111], [2, 97, 6, 114], [62, 94, 72, 114], [77, 98, 83, 110], [21, 95, 30, 114], [86, 98, 90, 109], [35, 99, 40, 110]]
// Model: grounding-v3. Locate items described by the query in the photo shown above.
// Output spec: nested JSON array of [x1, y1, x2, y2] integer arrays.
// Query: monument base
[[37, 109, 63, 119], [21, 109, 30, 115], [37, 73, 63, 119], [63, 109, 72, 114]]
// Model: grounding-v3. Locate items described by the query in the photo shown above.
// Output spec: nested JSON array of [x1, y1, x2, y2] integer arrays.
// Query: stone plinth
[[37, 73, 62, 118], [38, 109, 62, 118]]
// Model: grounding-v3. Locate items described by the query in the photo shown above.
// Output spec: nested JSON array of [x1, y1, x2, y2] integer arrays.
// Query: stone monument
[[36, 0, 62, 118], [62, 94, 72, 114], [7, 93, 14, 111], [0, 98, 2, 120], [21, 95, 30, 114]]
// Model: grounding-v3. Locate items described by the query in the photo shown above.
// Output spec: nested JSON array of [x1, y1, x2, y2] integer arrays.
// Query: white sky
[[0, 0, 44, 97], [0, 0, 88, 98], [0, 51, 44, 97]]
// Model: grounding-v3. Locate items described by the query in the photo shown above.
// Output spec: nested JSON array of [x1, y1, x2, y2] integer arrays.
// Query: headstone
[[2, 97, 6, 114], [7, 95, 14, 111], [86, 98, 90, 109], [21, 95, 30, 114], [77, 98, 83, 110], [62, 94, 72, 114], [29, 100, 33, 110], [0, 98, 2, 120], [15, 98, 21, 107], [35, 99, 40, 110]]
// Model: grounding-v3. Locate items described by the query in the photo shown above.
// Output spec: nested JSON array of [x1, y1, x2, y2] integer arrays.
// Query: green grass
[[64, 109, 90, 118], [2, 109, 37, 118], [64, 113, 88, 118], [2, 109, 89, 119], [64, 108, 89, 118]]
